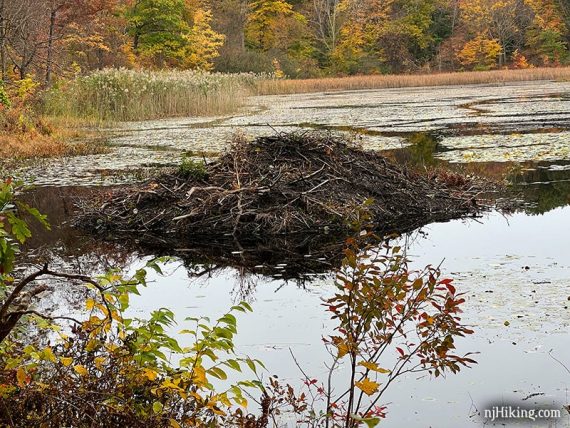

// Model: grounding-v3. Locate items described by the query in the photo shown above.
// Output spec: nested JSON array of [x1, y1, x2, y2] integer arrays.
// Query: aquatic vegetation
[[437, 133, 570, 164], [255, 67, 570, 95], [44, 68, 271, 122]]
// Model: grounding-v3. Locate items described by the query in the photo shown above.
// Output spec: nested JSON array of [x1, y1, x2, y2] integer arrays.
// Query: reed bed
[[256, 67, 570, 95], [45, 69, 267, 122]]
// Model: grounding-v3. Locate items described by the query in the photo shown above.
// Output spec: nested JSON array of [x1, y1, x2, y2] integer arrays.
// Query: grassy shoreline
[[255, 67, 570, 95], [4, 66, 570, 161]]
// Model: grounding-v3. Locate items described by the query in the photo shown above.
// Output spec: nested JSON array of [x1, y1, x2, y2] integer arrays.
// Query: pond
[[18, 80, 570, 427]]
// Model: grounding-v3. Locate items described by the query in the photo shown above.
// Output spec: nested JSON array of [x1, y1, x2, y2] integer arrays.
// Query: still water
[[18, 82, 570, 427]]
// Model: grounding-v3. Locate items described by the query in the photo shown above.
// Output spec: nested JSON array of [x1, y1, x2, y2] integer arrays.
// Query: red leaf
[[396, 347, 405, 357]]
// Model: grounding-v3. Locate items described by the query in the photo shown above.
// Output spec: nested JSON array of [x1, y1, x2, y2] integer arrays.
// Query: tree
[[457, 33, 502, 69], [182, 8, 225, 70], [525, 0, 569, 63], [4, 0, 46, 80], [310, 0, 346, 65], [126, 0, 189, 66], [246, 0, 306, 51]]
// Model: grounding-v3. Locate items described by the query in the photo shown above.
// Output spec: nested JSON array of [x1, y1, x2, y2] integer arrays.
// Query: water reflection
[[385, 132, 570, 214], [17, 183, 570, 427]]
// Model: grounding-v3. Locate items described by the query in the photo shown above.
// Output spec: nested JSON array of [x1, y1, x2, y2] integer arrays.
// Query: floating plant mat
[[437, 132, 570, 163], [78, 132, 492, 242]]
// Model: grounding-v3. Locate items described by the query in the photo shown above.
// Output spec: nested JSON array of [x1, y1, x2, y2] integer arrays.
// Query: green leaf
[[208, 366, 227, 380], [152, 401, 164, 414], [352, 415, 381, 428], [6, 213, 31, 244]]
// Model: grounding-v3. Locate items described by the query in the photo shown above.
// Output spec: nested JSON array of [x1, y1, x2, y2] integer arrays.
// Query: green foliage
[[0, 85, 10, 109], [125, 0, 225, 69], [126, 0, 189, 64], [0, 179, 49, 274], [0, 181, 265, 426], [179, 155, 208, 180], [528, 28, 569, 63]]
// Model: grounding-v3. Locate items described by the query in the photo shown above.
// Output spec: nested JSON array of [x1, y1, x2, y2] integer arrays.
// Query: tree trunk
[[133, 31, 140, 51], [0, 0, 6, 81], [45, 8, 57, 85]]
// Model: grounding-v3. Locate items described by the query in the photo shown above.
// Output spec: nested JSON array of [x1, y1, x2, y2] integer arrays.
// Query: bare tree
[[310, 0, 344, 61], [5, 0, 48, 79]]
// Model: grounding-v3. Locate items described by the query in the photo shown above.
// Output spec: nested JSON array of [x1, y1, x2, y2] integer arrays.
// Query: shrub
[[179, 155, 208, 180]]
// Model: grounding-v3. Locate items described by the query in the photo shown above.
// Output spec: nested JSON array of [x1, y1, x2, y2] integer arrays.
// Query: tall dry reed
[[45, 68, 267, 122], [255, 67, 570, 95]]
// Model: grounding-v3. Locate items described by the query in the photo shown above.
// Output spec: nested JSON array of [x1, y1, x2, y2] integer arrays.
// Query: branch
[[6, 310, 81, 325]]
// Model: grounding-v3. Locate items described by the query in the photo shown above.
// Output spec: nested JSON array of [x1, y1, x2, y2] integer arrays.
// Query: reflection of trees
[[384, 132, 441, 168], [386, 132, 570, 215], [507, 164, 570, 214]]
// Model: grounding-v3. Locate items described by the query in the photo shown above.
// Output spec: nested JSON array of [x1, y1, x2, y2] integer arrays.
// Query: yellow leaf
[[192, 366, 207, 386], [143, 368, 158, 381], [73, 365, 88, 377], [60, 357, 73, 367], [85, 298, 95, 311], [42, 347, 56, 363], [358, 361, 390, 374], [219, 393, 232, 407], [94, 357, 106, 370], [160, 379, 185, 392], [16, 367, 29, 387], [169, 419, 182, 428], [337, 342, 350, 358], [355, 378, 380, 396]]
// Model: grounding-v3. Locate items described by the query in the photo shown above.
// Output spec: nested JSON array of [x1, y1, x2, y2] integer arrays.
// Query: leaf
[[337, 341, 350, 358], [152, 401, 163, 414], [169, 419, 182, 428], [60, 357, 73, 367], [353, 415, 381, 428], [192, 366, 207, 386], [245, 358, 257, 374], [73, 365, 88, 376], [16, 367, 29, 387], [358, 361, 390, 374], [355, 378, 380, 396], [208, 366, 228, 380], [42, 347, 56, 363], [94, 357, 106, 370], [6, 214, 31, 244], [143, 368, 158, 381]]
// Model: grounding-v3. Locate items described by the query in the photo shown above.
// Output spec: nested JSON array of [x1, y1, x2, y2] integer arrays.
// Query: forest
[[2, 0, 570, 81]]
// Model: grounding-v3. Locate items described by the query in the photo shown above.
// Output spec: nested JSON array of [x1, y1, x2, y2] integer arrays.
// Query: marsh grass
[[45, 69, 265, 122], [0, 129, 107, 159], [256, 67, 570, 95]]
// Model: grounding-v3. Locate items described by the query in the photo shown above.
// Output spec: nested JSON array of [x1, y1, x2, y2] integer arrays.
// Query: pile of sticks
[[79, 132, 484, 240]]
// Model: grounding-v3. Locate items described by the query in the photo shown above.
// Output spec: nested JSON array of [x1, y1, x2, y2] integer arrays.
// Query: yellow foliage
[[457, 35, 502, 70], [355, 377, 380, 396], [73, 365, 89, 376], [358, 361, 390, 374], [60, 357, 73, 367], [183, 9, 225, 70]]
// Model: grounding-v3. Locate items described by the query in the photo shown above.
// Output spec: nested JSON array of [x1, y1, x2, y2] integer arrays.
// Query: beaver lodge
[[79, 132, 490, 242]]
